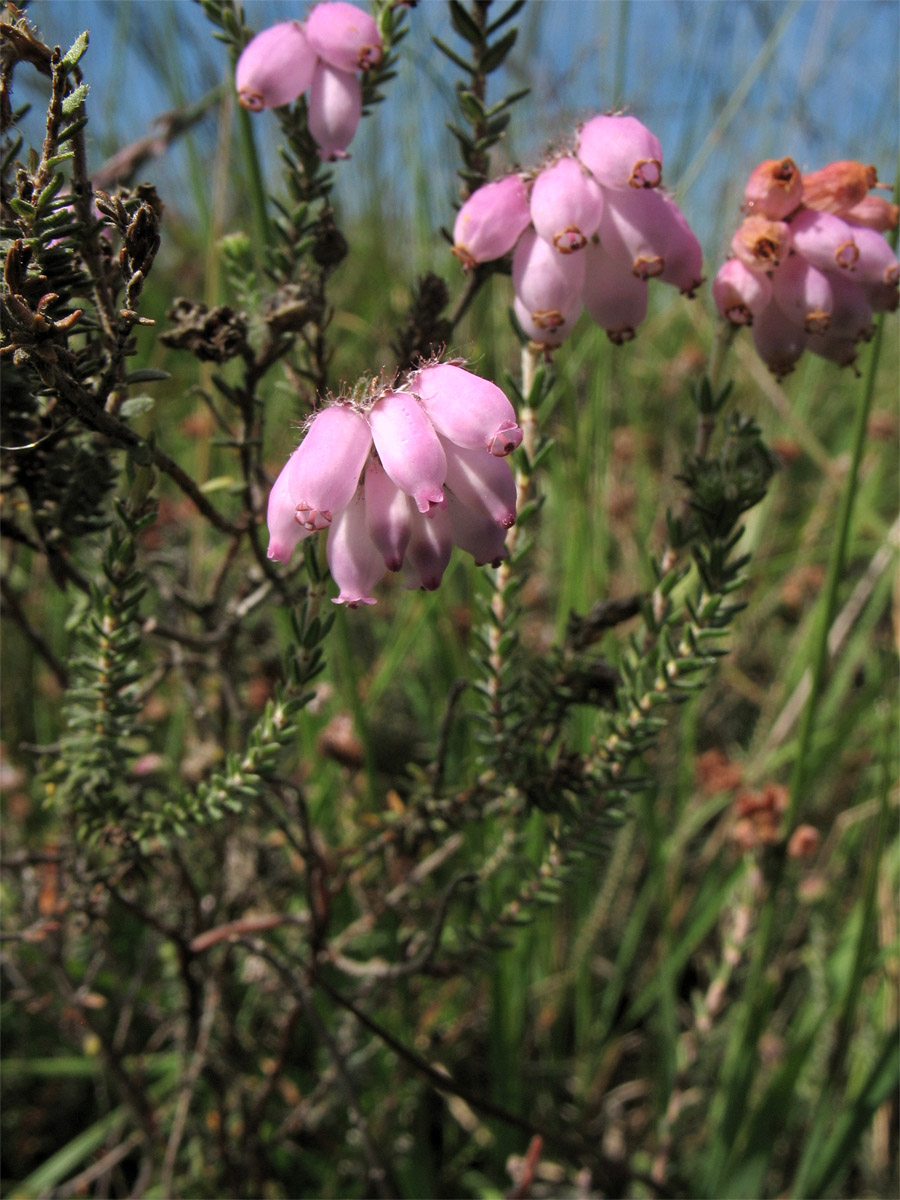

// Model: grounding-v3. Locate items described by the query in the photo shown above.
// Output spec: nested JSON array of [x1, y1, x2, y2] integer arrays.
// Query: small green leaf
[[480, 27, 517, 73], [119, 395, 155, 419], [61, 30, 90, 68], [449, 1, 483, 45], [61, 84, 89, 115], [432, 35, 475, 73]]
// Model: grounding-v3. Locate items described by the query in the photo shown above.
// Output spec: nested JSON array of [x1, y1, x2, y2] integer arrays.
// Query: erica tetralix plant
[[235, 1, 381, 159], [450, 112, 703, 350], [267, 361, 522, 606], [713, 156, 898, 377]]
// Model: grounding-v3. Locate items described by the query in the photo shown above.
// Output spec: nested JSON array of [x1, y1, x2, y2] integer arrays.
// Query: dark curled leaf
[[449, 0, 484, 45], [480, 27, 517, 74]]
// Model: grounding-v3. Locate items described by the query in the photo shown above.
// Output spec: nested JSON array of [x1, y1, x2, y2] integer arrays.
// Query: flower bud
[[308, 61, 363, 160], [287, 404, 373, 532], [369, 390, 447, 514], [742, 158, 803, 219], [712, 257, 773, 325], [576, 113, 663, 190], [266, 453, 313, 563], [512, 226, 586, 329], [305, 1, 382, 71], [327, 491, 383, 606], [451, 175, 531, 270], [530, 156, 604, 253], [441, 438, 517, 529], [771, 255, 834, 334], [410, 362, 522, 457], [801, 160, 878, 216], [788, 209, 859, 273], [235, 21, 317, 111], [364, 458, 412, 571], [581, 242, 648, 343], [731, 216, 793, 271]]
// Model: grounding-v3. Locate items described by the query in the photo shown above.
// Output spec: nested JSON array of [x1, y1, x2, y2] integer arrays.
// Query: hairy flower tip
[[327, 492, 382, 606], [513, 225, 585, 336], [731, 215, 793, 271], [305, 1, 382, 71], [410, 362, 522, 457], [235, 21, 317, 111], [801, 160, 879, 216], [285, 403, 373, 534], [751, 302, 806, 380], [581, 242, 648, 342], [369, 390, 446, 514], [308, 61, 362, 160], [576, 113, 663, 190], [742, 157, 803, 220], [530, 156, 604, 254], [712, 257, 773, 325], [771, 255, 834, 334], [451, 175, 531, 271]]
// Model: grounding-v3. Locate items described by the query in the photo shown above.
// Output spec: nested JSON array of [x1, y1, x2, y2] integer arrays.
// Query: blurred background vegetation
[[1, 1, 898, 1197]]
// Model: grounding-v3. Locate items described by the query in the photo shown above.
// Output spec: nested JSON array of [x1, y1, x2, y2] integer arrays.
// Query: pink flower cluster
[[451, 113, 703, 348], [267, 363, 523, 606], [235, 1, 382, 160], [713, 158, 899, 377]]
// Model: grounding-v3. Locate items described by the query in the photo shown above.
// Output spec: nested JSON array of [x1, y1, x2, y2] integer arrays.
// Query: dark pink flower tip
[[451, 175, 531, 270], [403, 506, 452, 591], [576, 113, 663, 190], [308, 60, 363, 161], [305, 1, 383, 71], [530, 157, 604, 254], [369, 390, 446, 514], [409, 362, 522, 457], [751, 301, 806, 380], [444, 490, 509, 567], [364, 458, 412, 571], [236, 22, 317, 111]]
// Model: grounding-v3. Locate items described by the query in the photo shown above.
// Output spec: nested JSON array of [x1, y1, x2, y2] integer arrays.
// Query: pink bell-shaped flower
[[825, 272, 875, 342], [410, 362, 522, 457], [597, 187, 671, 280], [308, 60, 363, 160], [731, 216, 793, 271], [712, 257, 773, 325], [266, 452, 313, 563], [305, 1, 382, 71], [529, 156, 604, 254], [327, 491, 383, 607], [576, 113, 663, 190], [513, 226, 586, 331], [656, 192, 704, 296], [287, 404, 373, 533], [235, 22, 317, 111], [451, 175, 532, 271], [403, 506, 453, 591], [842, 195, 899, 233], [742, 158, 803, 220], [788, 209, 859, 273], [513, 296, 573, 347], [581, 242, 648, 343], [441, 438, 517, 529], [846, 224, 900, 287], [805, 331, 859, 369], [364, 458, 412, 571], [751, 302, 806, 380], [801, 161, 878, 216], [444, 491, 509, 567], [369, 390, 447, 514], [771, 254, 834, 334]]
